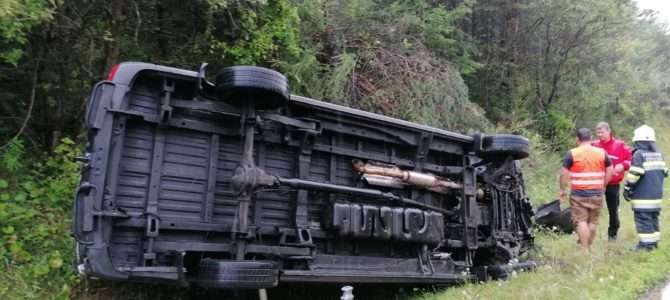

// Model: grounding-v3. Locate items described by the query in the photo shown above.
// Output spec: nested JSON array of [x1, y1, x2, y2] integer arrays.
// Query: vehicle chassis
[[73, 62, 535, 289]]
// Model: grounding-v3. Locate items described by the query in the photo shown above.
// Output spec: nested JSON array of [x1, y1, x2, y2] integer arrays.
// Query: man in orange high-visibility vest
[[560, 128, 614, 251]]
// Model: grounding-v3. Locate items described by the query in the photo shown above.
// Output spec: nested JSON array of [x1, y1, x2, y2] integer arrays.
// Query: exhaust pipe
[[352, 160, 462, 193]]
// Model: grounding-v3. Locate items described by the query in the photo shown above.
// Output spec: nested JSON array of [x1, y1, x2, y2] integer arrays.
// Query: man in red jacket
[[592, 122, 632, 240]]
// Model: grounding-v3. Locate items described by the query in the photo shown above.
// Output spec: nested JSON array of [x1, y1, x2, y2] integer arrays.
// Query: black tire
[[476, 134, 530, 160], [195, 259, 279, 289], [215, 66, 289, 110]]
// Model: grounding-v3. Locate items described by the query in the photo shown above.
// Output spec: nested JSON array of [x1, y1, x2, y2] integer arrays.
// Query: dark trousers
[[634, 210, 660, 247], [605, 184, 620, 237]]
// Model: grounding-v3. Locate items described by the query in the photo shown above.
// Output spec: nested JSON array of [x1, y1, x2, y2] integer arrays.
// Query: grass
[[418, 203, 670, 300]]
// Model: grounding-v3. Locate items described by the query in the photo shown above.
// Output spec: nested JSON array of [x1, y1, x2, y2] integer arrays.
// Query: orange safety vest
[[569, 145, 607, 190]]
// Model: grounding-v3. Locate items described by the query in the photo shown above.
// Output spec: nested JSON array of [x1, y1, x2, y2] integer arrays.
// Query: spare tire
[[195, 259, 278, 289], [215, 66, 289, 110], [476, 134, 530, 160]]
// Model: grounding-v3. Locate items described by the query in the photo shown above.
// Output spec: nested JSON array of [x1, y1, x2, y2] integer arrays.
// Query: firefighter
[[593, 122, 632, 240], [560, 128, 613, 251], [624, 125, 668, 251]]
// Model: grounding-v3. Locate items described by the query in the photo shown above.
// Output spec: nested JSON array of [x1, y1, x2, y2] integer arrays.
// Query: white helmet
[[633, 124, 656, 142]]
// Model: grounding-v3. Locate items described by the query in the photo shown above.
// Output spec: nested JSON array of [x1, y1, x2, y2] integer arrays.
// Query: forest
[[1, 0, 670, 299]]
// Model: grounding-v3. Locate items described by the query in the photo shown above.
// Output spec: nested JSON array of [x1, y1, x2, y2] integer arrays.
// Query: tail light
[[106, 64, 120, 81]]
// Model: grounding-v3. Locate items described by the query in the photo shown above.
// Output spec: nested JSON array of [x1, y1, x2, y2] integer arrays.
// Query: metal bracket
[[296, 228, 313, 245], [143, 214, 160, 265], [91, 208, 129, 218], [411, 133, 433, 201], [417, 244, 434, 274], [146, 214, 160, 238], [295, 130, 317, 228], [414, 133, 433, 171], [160, 80, 175, 124], [462, 156, 479, 266], [260, 113, 321, 134], [279, 228, 316, 255]]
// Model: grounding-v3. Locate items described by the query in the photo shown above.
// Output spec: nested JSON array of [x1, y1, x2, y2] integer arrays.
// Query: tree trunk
[[104, 0, 128, 73]]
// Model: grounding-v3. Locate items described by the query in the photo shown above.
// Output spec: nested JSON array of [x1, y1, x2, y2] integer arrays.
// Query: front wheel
[[475, 134, 530, 160]]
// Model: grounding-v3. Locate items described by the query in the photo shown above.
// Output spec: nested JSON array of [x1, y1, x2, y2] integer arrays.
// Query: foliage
[[283, 0, 488, 132], [466, 0, 669, 147], [538, 110, 575, 149], [0, 138, 79, 299], [208, 0, 302, 65], [0, 0, 55, 65]]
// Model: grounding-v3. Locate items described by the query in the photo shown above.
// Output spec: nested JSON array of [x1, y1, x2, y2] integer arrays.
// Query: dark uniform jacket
[[624, 142, 668, 211]]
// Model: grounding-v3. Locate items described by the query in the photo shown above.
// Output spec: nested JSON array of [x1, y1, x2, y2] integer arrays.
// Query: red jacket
[[592, 137, 632, 185]]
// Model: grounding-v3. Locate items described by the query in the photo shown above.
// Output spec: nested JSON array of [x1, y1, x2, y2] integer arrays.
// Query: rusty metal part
[[361, 174, 406, 189], [352, 160, 462, 192]]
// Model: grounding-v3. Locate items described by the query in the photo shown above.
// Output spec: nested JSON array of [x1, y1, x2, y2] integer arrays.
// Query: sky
[[635, 0, 670, 25]]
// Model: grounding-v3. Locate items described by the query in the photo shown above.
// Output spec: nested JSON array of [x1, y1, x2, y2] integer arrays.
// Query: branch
[[133, 0, 142, 43], [0, 59, 40, 149]]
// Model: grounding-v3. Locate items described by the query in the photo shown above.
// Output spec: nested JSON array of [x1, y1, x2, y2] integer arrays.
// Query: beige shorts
[[570, 195, 603, 225]]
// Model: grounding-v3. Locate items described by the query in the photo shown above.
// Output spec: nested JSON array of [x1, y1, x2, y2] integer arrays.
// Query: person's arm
[[662, 155, 669, 178], [559, 167, 570, 200], [604, 153, 613, 184], [624, 151, 644, 200], [559, 151, 573, 201], [605, 165, 614, 185]]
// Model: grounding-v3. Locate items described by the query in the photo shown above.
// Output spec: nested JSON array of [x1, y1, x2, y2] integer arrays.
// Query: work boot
[[633, 243, 657, 252]]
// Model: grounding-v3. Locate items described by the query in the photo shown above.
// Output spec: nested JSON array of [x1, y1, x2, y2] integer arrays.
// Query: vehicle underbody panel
[[73, 62, 535, 288]]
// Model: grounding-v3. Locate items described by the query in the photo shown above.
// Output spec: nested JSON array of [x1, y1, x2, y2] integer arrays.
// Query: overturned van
[[72, 62, 535, 289]]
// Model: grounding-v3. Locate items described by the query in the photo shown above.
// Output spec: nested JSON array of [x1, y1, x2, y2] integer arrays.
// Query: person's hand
[[623, 188, 631, 201], [559, 189, 568, 202], [614, 164, 624, 173]]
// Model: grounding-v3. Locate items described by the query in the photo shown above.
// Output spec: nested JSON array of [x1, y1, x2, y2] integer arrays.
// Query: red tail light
[[106, 64, 120, 81]]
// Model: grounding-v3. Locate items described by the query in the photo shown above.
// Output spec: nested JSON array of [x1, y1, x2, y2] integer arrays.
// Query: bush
[[0, 138, 79, 299]]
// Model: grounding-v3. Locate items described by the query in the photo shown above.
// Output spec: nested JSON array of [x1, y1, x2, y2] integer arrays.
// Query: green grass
[[418, 203, 670, 300]]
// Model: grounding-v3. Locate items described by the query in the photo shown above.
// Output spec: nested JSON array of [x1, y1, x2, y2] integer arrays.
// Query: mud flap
[[85, 246, 129, 280]]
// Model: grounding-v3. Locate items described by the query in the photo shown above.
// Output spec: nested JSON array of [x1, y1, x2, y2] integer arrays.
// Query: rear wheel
[[195, 259, 279, 289], [215, 66, 290, 110]]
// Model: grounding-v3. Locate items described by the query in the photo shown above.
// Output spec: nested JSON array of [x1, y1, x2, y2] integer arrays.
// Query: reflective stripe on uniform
[[625, 172, 641, 185], [631, 199, 663, 209], [570, 172, 605, 178], [643, 161, 667, 171], [625, 173, 640, 181], [571, 179, 605, 185], [638, 232, 661, 243], [629, 166, 645, 175]]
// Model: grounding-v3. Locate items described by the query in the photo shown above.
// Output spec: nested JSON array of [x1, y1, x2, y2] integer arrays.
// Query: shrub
[[0, 138, 79, 299]]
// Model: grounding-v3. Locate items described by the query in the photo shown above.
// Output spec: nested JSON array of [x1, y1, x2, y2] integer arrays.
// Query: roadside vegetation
[[1, 0, 670, 299]]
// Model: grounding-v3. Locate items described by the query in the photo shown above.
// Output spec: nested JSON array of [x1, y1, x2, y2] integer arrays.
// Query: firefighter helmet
[[633, 125, 656, 142]]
